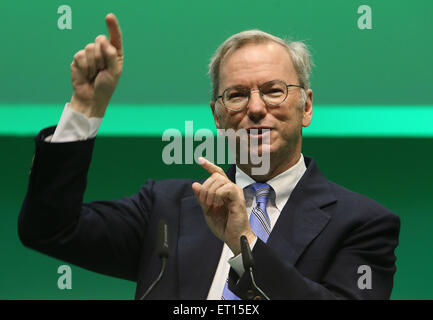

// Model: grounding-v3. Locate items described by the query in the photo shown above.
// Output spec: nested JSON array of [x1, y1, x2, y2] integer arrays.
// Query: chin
[[246, 143, 273, 158]]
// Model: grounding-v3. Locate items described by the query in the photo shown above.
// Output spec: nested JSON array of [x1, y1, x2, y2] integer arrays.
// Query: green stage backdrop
[[0, 0, 432, 299]]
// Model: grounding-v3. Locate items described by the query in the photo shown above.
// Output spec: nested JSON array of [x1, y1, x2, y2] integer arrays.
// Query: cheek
[[271, 110, 303, 140], [221, 113, 246, 130]]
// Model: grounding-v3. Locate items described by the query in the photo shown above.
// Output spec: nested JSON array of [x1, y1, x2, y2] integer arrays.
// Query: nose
[[247, 89, 267, 123]]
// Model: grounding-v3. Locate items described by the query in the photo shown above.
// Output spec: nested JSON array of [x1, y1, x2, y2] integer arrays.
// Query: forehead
[[219, 41, 297, 89]]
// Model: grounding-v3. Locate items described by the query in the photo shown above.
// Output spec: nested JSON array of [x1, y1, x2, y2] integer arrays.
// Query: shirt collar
[[235, 154, 307, 211]]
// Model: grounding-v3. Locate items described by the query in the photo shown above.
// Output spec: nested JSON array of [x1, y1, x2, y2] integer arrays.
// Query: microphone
[[157, 219, 169, 259], [139, 220, 169, 300], [240, 235, 270, 300]]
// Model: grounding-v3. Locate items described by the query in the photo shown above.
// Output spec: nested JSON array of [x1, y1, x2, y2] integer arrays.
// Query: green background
[[0, 0, 432, 299], [0, 0, 432, 105]]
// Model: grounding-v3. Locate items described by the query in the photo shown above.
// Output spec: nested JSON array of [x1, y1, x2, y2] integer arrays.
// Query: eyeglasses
[[217, 80, 304, 112]]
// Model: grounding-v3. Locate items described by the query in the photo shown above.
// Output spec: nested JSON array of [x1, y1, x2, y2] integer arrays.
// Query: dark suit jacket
[[18, 126, 400, 299]]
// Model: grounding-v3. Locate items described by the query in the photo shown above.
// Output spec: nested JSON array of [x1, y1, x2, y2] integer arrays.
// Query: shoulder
[[303, 156, 399, 225], [326, 180, 400, 227], [137, 177, 202, 201]]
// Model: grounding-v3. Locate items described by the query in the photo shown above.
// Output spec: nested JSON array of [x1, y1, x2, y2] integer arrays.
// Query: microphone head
[[157, 220, 169, 258]]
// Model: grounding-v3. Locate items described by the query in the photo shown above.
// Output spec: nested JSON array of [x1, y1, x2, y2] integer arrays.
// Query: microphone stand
[[139, 220, 169, 300], [240, 235, 270, 300]]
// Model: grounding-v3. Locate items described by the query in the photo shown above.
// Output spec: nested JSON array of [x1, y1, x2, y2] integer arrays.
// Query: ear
[[302, 89, 313, 127], [210, 100, 221, 129]]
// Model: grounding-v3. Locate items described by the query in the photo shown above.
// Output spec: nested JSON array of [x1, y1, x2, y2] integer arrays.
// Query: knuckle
[[107, 45, 118, 55], [95, 35, 104, 42], [107, 49, 117, 57], [211, 172, 220, 179], [85, 43, 94, 51], [74, 50, 84, 59], [219, 175, 229, 184]]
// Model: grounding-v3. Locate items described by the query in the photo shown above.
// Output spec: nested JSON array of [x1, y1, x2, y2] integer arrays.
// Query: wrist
[[70, 95, 106, 118], [228, 230, 257, 256]]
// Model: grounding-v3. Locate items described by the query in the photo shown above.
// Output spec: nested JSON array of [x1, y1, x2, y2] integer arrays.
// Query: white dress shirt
[[206, 153, 306, 299], [47, 103, 102, 142], [49, 103, 307, 299]]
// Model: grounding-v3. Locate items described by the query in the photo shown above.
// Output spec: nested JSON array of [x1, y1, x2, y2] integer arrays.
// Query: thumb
[[105, 13, 123, 57], [192, 182, 202, 198]]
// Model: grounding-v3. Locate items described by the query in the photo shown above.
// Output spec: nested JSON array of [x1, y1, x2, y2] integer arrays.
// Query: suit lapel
[[177, 195, 222, 299], [176, 159, 335, 298], [177, 165, 236, 300], [267, 157, 336, 266]]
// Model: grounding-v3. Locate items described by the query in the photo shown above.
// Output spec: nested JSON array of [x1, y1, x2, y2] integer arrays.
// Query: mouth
[[246, 127, 272, 135]]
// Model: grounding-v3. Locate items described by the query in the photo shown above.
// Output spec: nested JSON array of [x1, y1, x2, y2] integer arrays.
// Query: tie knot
[[251, 182, 271, 205]]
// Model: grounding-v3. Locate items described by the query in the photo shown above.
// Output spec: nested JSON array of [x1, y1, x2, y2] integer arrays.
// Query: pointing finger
[[105, 13, 123, 57], [198, 157, 227, 178]]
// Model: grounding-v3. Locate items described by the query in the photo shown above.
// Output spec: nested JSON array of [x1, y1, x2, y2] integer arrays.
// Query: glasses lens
[[223, 87, 249, 111], [261, 80, 287, 105]]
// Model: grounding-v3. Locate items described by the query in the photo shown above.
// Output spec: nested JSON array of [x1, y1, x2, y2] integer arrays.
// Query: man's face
[[210, 41, 313, 168]]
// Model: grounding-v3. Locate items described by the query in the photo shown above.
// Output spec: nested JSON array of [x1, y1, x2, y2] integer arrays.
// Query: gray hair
[[208, 30, 313, 106]]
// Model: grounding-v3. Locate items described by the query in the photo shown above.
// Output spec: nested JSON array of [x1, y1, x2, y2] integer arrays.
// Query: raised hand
[[69, 13, 123, 118], [192, 157, 256, 255]]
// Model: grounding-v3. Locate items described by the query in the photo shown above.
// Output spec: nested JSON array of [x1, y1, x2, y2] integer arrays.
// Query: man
[[18, 13, 400, 299]]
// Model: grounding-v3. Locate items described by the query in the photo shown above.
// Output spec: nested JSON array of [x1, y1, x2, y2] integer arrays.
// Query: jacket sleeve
[[229, 210, 400, 300], [18, 126, 153, 282]]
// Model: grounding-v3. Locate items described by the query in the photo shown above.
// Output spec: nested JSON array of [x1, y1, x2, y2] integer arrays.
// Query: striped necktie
[[222, 183, 272, 300]]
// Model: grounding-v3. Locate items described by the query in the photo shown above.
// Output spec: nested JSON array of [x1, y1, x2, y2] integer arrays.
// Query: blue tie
[[221, 183, 271, 300]]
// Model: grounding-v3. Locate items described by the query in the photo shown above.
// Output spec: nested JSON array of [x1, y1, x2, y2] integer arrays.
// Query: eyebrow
[[224, 79, 282, 90]]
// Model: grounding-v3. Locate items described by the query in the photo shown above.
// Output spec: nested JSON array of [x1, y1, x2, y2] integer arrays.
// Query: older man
[[18, 13, 400, 300]]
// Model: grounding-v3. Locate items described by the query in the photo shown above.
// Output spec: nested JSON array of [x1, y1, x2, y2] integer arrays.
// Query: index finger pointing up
[[198, 157, 227, 178], [105, 13, 123, 56]]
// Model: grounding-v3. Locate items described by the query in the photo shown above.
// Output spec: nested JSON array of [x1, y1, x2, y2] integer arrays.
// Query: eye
[[261, 81, 286, 97], [229, 92, 245, 98], [263, 87, 284, 96], [226, 89, 248, 100], [270, 88, 283, 93]]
